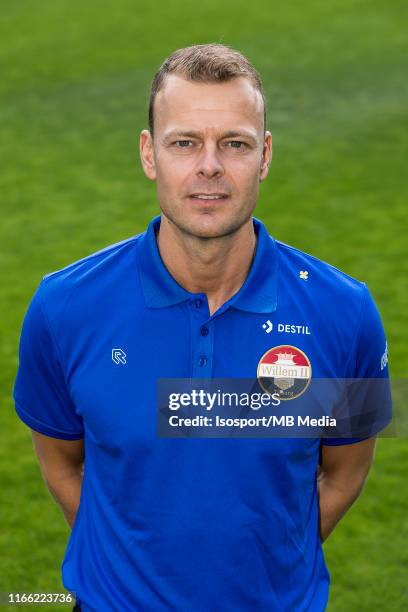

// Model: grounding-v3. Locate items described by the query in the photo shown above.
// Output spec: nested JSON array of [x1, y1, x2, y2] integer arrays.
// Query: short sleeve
[[322, 283, 392, 446], [13, 280, 84, 440]]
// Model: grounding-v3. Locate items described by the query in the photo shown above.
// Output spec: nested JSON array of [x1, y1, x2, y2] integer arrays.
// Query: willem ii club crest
[[257, 345, 312, 400]]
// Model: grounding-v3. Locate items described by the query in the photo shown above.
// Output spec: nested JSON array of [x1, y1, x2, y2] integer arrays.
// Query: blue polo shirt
[[13, 215, 391, 611]]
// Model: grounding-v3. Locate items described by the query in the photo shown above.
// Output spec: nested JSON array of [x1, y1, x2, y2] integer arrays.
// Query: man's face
[[140, 74, 272, 239]]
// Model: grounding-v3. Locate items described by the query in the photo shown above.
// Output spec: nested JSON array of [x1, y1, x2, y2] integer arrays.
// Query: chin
[[182, 216, 246, 240], [161, 204, 252, 240], [174, 218, 221, 238]]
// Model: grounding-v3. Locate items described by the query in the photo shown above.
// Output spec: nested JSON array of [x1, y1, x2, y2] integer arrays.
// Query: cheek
[[229, 159, 261, 191], [156, 156, 193, 190]]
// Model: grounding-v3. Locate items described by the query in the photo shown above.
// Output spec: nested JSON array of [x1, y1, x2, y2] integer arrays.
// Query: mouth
[[188, 193, 229, 203]]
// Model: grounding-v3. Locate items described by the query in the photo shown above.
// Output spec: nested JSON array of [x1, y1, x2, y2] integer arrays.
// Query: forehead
[[154, 74, 264, 134]]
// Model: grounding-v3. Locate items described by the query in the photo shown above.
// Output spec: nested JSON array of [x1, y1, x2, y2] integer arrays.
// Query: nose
[[196, 143, 224, 179]]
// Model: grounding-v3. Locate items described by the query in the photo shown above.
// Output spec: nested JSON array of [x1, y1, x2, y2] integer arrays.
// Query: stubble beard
[[160, 199, 255, 242]]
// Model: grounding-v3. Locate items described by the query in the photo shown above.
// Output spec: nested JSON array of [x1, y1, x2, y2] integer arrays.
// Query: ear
[[140, 129, 157, 180], [259, 131, 272, 182]]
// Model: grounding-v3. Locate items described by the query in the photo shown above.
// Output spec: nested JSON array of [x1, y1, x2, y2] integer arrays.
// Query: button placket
[[189, 295, 213, 378]]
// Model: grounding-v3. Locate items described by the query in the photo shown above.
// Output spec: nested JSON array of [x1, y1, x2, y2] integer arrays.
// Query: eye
[[227, 141, 248, 149], [174, 140, 193, 147]]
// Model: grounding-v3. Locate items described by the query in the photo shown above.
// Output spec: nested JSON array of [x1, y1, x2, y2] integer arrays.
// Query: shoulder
[[275, 238, 367, 305], [38, 233, 144, 320], [273, 238, 387, 377], [43, 233, 142, 282]]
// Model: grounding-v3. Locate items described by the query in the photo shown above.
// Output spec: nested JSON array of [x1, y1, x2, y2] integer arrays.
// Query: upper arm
[[13, 280, 84, 440], [31, 430, 84, 482], [319, 437, 377, 492], [321, 284, 392, 446]]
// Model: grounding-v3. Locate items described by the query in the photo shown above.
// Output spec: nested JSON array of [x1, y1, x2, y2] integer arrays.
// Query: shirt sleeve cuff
[[14, 400, 84, 440], [321, 436, 371, 446]]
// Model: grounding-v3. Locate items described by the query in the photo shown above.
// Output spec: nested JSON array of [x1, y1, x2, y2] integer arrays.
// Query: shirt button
[[195, 299, 202, 308], [200, 326, 209, 336], [198, 356, 207, 367]]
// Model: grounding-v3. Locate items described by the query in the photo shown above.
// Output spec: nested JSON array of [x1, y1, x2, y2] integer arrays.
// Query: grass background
[[0, 0, 407, 609]]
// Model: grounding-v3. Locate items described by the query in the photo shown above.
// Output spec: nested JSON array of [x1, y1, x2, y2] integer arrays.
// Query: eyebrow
[[162, 130, 259, 145]]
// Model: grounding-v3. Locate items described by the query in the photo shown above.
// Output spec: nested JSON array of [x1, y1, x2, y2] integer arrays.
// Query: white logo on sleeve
[[380, 341, 388, 371], [112, 348, 127, 365], [299, 270, 309, 280]]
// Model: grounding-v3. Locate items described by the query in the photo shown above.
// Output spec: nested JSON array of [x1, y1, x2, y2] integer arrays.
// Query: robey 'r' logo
[[257, 345, 312, 400]]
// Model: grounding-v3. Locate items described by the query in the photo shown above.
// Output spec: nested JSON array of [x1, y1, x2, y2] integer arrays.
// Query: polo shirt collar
[[137, 214, 278, 314]]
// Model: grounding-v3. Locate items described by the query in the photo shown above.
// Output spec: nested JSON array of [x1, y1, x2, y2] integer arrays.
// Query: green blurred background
[[0, 0, 407, 609]]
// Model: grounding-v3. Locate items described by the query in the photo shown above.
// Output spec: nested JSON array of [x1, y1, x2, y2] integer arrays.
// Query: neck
[[156, 214, 257, 316]]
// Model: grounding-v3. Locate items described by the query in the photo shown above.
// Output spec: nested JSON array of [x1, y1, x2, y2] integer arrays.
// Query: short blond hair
[[148, 43, 266, 135]]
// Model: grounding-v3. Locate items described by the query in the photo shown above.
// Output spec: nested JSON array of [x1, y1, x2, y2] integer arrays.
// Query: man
[[13, 44, 391, 611]]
